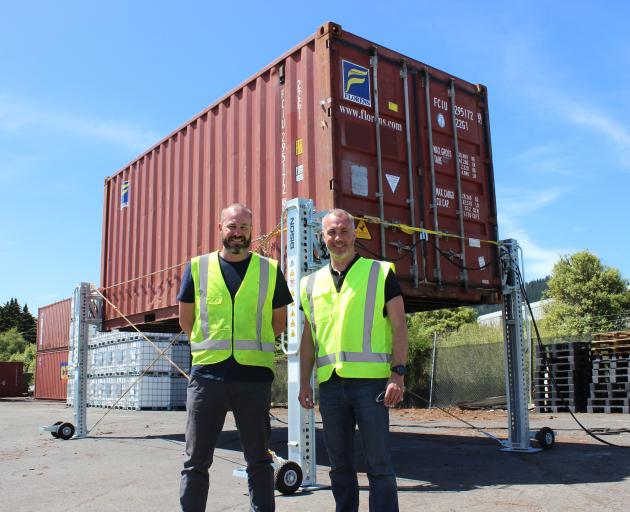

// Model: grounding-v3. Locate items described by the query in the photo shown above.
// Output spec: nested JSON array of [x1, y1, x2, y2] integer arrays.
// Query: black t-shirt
[[300, 254, 403, 316], [177, 253, 293, 382]]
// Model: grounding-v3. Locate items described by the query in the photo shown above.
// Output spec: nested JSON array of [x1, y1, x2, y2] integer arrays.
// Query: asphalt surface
[[1, 398, 629, 511]]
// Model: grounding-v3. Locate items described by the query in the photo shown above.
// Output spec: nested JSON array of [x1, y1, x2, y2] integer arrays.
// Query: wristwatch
[[391, 365, 407, 376]]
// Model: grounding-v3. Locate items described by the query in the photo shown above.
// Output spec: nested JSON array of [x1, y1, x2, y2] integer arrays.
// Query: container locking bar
[[401, 61, 419, 288], [448, 79, 468, 289], [423, 68, 442, 286], [370, 48, 386, 259]]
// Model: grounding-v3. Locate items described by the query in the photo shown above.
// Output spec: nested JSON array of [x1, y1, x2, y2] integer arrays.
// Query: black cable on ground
[[514, 265, 629, 449], [377, 389, 504, 445]]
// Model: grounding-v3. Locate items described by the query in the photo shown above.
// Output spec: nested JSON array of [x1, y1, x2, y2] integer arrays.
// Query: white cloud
[[499, 38, 630, 171], [500, 144, 576, 177], [0, 94, 158, 152], [564, 103, 630, 150], [495, 186, 570, 279], [506, 228, 569, 279], [498, 186, 564, 218]]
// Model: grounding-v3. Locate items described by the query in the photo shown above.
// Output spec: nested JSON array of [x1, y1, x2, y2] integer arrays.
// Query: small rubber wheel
[[536, 426, 555, 450], [51, 421, 63, 439], [57, 422, 75, 440], [274, 461, 303, 495]]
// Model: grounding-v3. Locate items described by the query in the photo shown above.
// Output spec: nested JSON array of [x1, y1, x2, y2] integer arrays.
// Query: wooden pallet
[[591, 331, 630, 356]]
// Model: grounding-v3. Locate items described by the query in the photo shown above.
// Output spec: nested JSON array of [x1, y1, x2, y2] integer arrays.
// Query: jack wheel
[[50, 421, 63, 439], [536, 426, 555, 450], [57, 422, 75, 440], [274, 461, 303, 495]]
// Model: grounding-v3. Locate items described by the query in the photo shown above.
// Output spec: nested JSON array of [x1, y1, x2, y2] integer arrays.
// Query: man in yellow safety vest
[[178, 203, 293, 512], [299, 208, 408, 512]]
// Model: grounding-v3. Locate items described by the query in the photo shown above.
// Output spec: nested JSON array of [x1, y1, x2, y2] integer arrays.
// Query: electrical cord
[[354, 240, 419, 262], [514, 264, 629, 449], [355, 236, 499, 270], [425, 238, 499, 271]]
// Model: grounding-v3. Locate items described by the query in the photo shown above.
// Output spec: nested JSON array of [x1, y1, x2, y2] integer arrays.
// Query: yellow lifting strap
[[353, 215, 500, 247]]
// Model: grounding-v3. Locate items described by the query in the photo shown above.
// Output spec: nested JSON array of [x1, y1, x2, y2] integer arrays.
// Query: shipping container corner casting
[[101, 21, 500, 331]]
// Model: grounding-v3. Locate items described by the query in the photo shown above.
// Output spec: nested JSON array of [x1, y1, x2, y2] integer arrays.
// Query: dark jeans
[[319, 376, 398, 512], [180, 378, 274, 512]]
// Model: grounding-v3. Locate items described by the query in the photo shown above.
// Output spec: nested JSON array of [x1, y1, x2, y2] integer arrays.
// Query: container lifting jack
[[232, 451, 304, 495], [40, 283, 102, 441], [233, 198, 329, 494], [499, 239, 555, 452]]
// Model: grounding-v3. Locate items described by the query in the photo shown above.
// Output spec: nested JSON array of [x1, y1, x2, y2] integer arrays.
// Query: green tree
[[0, 298, 37, 343], [408, 307, 477, 346], [542, 251, 630, 336], [0, 327, 28, 360], [10, 344, 37, 375]]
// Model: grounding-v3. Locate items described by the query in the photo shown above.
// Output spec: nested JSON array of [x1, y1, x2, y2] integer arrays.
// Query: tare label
[[434, 187, 482, 220], [461, 192, 481, 220]]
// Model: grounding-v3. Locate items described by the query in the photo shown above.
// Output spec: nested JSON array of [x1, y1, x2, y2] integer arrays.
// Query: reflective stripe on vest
[[303, 259, 392, 370], [304, 273, 325, 365], [191, 253, 272, 353]]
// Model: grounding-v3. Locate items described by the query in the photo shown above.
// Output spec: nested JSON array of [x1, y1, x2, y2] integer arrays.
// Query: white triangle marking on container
[[385, 174, 400, 193]]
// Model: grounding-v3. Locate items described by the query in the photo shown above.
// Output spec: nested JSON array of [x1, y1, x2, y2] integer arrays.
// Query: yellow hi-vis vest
[[300, 257, 394, 383], [190, 251, 277, 369]]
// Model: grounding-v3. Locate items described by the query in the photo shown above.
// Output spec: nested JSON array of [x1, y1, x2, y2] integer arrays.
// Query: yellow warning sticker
[[291, 330, 295, 337], [355, 220, 372, 240], [295, 138, 303, 156], [60, 363, 69, 381], [388, 101, 398, 113]]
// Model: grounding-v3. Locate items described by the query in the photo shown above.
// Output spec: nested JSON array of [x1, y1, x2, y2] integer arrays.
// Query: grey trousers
[[180, 377, 274, 512]]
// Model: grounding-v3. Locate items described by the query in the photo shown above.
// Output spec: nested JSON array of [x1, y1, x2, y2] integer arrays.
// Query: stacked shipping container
[[100, 21, 501, 331], [34, 299, 71, 400]]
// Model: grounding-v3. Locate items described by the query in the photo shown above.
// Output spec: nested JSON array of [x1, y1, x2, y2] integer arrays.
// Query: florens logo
[[342, 60, 371, 107]]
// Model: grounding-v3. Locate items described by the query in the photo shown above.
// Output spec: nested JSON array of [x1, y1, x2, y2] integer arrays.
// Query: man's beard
[[223, 235, 252, 254]]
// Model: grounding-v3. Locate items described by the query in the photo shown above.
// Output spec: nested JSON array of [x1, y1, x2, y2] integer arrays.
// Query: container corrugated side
[[100, 22, 500, 331], [37, 298, 72, 352], [0, 362, 24, 397], [34, 350, 69, 400]]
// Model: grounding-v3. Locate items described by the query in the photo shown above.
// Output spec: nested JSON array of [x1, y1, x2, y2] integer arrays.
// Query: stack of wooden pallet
[[534, 342, 591, 413], [588, 331, 630, 414]]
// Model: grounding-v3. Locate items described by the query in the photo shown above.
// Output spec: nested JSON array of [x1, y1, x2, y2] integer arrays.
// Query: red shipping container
[[34, 350, 69, 401], [101, 22, 500, 331], [37, 298, 72, 352], [0, 361, 24, 397]]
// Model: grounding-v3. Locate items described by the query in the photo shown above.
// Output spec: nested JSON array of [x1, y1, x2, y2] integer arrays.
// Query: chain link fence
[[270, 333, 597, 408], [428, 340, 507, 407], [428, 333, 597, 408]]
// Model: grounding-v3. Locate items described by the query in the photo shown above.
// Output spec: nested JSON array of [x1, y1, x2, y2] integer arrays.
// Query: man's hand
[[383, 374, 404, 407], [298, 383, 315, 409]]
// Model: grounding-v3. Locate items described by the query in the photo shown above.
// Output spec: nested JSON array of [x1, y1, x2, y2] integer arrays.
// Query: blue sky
[[1, 1, 629, 313]]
